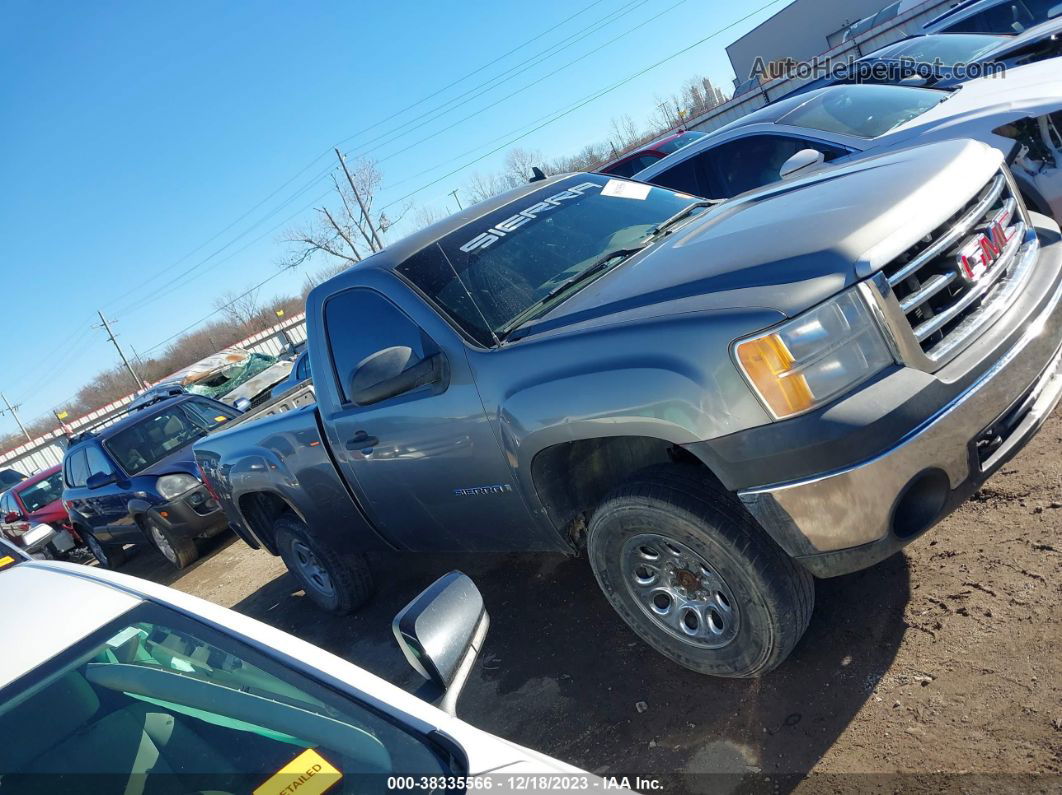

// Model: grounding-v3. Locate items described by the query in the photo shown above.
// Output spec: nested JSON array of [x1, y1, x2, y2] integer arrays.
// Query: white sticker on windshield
[[601, 179, 651, 200]]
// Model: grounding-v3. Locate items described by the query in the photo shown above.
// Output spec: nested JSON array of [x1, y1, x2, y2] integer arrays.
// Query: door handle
[[347, 430, 379, 452]]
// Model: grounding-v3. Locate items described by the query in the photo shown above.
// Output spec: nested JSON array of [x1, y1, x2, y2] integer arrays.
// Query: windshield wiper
[[645, 200, 720, 241], [496, 246, 648, 339]]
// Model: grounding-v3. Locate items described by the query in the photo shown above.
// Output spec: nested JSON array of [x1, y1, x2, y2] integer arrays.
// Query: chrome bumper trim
[[739, 235, 1062, 555]]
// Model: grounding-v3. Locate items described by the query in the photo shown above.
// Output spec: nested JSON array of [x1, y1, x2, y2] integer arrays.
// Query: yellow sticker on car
[[253, 748, 342, 795], [0, 555, 16, 569], [215, 416, 228, 423]]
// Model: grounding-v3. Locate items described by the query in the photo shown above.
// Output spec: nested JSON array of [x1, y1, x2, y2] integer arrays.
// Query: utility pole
[[448, 189, 463, 211], [96, 310, 145, 391], [0, 393, 31, 443], [335, 148, 383, 251]]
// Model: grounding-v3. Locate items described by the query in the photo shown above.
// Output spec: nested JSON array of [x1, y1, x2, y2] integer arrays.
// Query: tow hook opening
[[892, 469, 950, 540]]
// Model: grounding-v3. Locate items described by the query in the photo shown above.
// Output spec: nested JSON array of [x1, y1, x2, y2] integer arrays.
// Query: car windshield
[[0, 603, 452, 791], [104, 400, 235, 475], [778, 84, 949, 138], [656, 131, 707, 154], [16, 472, 63, 513], [396, 174, 699, 346], [869, 33, 1006, 65], [185, 352, 277, 400]]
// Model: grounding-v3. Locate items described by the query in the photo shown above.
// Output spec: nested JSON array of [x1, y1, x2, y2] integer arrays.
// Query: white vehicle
[[0, 561, 602, 792], [634, 59, 1062, 221]]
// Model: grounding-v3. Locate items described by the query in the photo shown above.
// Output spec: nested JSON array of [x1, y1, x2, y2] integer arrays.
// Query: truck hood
[[523, 139, 1001, 337]]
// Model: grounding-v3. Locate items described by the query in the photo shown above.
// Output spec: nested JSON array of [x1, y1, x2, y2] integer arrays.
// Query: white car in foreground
[[0, 560, 603, 793]]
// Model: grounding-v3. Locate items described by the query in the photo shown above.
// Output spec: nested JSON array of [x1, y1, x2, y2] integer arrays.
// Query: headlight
[[157, 473, 200, 500], [734, 288, 894, 419]]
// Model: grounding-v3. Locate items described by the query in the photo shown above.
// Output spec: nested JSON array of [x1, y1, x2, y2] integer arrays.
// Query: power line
[[0, 393, 31, 443], [102, 0, 626, 319], [380, 0, 789, 211]]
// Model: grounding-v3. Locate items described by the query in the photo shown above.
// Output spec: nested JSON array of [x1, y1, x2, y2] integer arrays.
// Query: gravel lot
[[118, 412, 1062, 792]]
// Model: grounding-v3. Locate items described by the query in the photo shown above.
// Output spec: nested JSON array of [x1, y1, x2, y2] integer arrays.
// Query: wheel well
[[238, 492, 297, 555], [530, 436, 712, 548]]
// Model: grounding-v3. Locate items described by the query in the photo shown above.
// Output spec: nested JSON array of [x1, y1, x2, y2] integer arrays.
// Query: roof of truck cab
[[350, 173, 580, 272]]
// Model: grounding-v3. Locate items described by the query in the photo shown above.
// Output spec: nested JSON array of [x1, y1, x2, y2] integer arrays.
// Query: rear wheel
[[82, 529, 128, 570], [274, 514, 374, 614], [145, 517, 199, 569], [587, 465, 814, 678]]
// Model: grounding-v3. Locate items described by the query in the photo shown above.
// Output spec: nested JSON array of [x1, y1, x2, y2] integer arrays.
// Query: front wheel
[[587, 465, 814, 678], [82, 529, 128, 570], [274, 514, 374, 614], [145, 517, 199, 569]]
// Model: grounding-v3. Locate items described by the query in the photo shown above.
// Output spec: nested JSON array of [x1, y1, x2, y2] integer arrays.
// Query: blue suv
[[61, 393, 237, 569]]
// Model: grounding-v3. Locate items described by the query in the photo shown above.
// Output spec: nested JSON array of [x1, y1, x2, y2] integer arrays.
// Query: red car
[[597, 130, 707, 178], [0, 465, 82, 559]]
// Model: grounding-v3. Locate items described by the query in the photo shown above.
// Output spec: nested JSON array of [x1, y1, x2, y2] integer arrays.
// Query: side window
[[605, 154, 662, 178], [1, 493, 15, 517], [944, 3, 1038, 33], [65, 449, 89, 488], [85, 445, 114, 479], [324, 290, 433, 404], [296, 353, 311, 381], [703, 135, 848, 198], [647, 155, 710, 198]]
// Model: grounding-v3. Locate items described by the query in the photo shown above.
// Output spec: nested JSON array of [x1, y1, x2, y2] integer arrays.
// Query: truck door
[[84, 444, 138, 541], [318, 288, 544, 551]]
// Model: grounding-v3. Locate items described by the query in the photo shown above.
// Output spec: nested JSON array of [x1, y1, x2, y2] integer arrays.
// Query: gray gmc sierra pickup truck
[[194, 138, 1062, 677]]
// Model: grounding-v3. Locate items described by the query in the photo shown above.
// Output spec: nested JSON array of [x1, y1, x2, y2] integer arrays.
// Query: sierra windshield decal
[[459, 181, 601, 253]]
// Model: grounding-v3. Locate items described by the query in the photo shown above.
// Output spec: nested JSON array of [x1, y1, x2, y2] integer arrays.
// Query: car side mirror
[[3, 512, 20, 524], [392, 571, 489, 715], [233, 397, 252, 413], [779, 148, 826, 180], [86, 472, 117, 490], [351, 346, 448, 407], [1051, 3, 1062, 18]]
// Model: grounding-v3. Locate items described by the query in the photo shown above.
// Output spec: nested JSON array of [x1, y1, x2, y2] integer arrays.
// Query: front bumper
[[736, 217, 1062, 577], [152, 485, 229, 540]]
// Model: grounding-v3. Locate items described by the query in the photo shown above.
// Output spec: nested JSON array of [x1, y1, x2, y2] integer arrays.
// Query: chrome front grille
[[881, 170, 1029, 363]]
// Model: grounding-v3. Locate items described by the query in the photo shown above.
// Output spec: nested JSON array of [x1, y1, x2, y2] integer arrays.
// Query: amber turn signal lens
[[735, 334, 814, 418]]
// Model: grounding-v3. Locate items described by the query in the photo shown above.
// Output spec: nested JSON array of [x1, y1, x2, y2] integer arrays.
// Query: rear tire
[[82, 528, 128, 570], [587, 465, 814, 678], [274, 514, 374, 614], [144, 517, 199, 569]]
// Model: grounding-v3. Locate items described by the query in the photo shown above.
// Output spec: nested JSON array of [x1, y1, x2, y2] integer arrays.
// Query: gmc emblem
[[956, 205, 1015, 284]]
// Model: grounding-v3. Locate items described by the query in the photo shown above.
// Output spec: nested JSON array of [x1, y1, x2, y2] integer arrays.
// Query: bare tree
[[283, 156, 389, 269], [503, 147, 542, 185], [214, 286, 262, 329], [413, 204, 447, 230]]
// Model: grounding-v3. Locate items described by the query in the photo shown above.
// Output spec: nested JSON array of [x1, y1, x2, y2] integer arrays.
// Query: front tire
[[145, 517, 199, 569], [274, 514, 374, 614], [82, 528, 128, 570], [587, 465, 814, 678]]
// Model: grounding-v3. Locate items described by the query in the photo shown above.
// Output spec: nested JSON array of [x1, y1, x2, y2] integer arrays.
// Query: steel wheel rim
[[149, 522, 178, 565], [291, 540, 335, 597], [86, 534, 107, 566], [620, 533, 739, 648]]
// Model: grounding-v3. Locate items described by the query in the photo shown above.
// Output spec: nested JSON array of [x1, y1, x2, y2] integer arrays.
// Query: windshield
[[185, 352, 277, 399], [656, 131, 707, 154], [16, 472, 63, 513], [104, 399, 235, 474], [396, 174, 699, 345], [881, 33, 1006, 63], [778, 84, 949, 138], [0, 604, 452, 790]]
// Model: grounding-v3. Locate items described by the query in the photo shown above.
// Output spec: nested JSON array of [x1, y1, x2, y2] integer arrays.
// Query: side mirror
[[392, 571, 489, 715], [1051, 3, 1062, 18], [233, 397, 252, 413], [351, 347, 448, 407], [86, 472, 117, 490], [3, 512, 19, 524], [779, 148, 826, 180]]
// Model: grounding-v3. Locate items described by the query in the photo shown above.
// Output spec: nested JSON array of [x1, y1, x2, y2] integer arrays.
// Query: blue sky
[[0, 0, 789, 434]]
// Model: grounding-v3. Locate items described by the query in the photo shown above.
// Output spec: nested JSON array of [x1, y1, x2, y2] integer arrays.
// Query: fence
[[682, 0, 956, 135], [0, 312, 308, 476]]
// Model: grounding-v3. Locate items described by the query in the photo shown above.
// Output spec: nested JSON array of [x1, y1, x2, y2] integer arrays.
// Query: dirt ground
[[117, 412, 1062, 792]]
